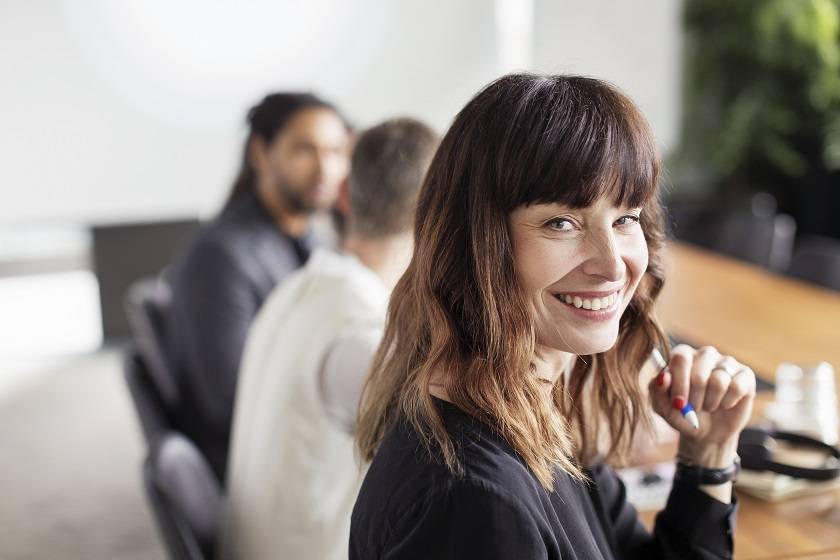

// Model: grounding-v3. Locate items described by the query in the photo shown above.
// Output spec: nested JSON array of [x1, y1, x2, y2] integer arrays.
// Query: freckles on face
[[511, 222, 580, 298], [509, 199, 649, 355]]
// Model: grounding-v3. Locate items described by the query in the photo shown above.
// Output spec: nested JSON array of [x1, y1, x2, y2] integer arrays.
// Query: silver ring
[[712, 365, 736, 378]]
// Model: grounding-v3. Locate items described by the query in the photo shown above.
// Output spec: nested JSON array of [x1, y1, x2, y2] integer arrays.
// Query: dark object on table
[[787, 234, 840, 291]]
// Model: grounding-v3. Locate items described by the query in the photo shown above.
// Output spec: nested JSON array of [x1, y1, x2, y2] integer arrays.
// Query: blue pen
[[651, 348, 700, 430]]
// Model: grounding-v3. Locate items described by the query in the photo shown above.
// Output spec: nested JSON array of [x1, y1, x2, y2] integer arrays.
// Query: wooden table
[[657, 243, 840, 385], [642, 243, 840, 560]]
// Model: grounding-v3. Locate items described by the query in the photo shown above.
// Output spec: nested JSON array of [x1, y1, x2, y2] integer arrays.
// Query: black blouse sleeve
[[380, 480, 548, 560], [589, 463, 737, 560]]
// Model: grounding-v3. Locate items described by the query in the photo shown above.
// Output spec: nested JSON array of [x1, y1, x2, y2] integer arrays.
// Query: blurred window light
[[0, 271, 103, 361], [0, 225, 90, 271], [495, 0, 534, 72], [0, 225, 101, 368]]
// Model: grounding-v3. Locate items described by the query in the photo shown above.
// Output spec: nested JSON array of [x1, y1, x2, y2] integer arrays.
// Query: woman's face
[[509, 196, 649, 356]]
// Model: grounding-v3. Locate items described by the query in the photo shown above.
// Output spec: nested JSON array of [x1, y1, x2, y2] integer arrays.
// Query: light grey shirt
[[319, 326, 383, 432]]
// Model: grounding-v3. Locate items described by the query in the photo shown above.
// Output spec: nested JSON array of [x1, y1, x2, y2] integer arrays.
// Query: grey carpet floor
[[0, 348, 165, 560]]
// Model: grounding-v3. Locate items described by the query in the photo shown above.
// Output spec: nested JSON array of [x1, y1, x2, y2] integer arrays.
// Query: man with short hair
[[219, 118, 439, 560]]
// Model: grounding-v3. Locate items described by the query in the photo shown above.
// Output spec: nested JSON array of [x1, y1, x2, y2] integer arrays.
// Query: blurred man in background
[[166, 93, 352, 482], [219, 117, 439, 560]]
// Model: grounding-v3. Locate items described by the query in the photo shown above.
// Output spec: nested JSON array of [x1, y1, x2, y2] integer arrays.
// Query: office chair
[[124, 277, 180, 410], [123, 347, 174, 445], [670, 193, 796, 272], [144, 432, 223, 560], [708, 211, 796, 272], [787, 234, 840, 291]]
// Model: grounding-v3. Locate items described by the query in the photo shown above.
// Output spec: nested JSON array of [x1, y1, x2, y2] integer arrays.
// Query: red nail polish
[[656, 371, 666, 386], [672, 396, 686, 410]]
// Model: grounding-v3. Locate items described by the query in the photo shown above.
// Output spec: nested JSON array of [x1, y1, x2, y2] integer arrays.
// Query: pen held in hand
[[651, 347, 700, 430]]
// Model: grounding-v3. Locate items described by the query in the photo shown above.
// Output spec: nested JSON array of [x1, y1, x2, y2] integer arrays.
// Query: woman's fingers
[[702, 356, 739, 411], [649, 345, 758, 440], [666, 344, 694, 411], [720, 366, 757, 410], [688, 346, 720, 412], [649, 366, 672, 417], [649, 354, 696, 432]]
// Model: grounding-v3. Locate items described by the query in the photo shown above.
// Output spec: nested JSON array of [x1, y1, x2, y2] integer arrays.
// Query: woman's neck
[[428, 346, 576, 403], [533, 345, 576, 385]]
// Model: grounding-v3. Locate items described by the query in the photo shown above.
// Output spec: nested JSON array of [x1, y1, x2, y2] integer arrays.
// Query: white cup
[[764, 362, 839, 444]]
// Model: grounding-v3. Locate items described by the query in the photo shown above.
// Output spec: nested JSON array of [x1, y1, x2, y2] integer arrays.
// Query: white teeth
[[558, 291, 619, 311]]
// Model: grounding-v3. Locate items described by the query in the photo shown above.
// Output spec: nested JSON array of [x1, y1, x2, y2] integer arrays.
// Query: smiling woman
[[350, 73, 755, 560], [357, 73, 669, 481], [510, 197, 651, 381]]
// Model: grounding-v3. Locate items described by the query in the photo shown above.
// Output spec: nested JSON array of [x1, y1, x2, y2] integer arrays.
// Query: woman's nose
[[581, 231, 625, 282]]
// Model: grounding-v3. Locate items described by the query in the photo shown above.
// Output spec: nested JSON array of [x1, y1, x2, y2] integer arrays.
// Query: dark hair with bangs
[[356, 73, 669, 490], [463, 74, 659, 213]]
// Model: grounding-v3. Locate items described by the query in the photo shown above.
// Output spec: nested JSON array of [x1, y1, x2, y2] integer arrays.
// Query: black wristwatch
[[674, 455, 741, 486]]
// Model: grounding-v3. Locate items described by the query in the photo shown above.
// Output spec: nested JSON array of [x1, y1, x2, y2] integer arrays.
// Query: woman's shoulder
[[352, 402, 546, 537], [376, 399, 541, 490], [351, 406, 556, 557]]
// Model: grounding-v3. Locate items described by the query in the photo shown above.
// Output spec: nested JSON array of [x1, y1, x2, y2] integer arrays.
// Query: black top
[[166, 192, 317, 482], [350, 398, 737, 560]]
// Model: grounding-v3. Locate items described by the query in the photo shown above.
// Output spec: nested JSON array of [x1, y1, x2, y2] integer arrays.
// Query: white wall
[[0, 0, 681, 227], [533, 0, 682, 151]]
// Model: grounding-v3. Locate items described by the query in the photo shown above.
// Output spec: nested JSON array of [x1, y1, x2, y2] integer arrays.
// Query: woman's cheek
[[624, 234, 649, 281]]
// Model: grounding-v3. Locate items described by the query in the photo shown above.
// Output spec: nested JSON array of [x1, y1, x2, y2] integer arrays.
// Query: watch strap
[[674, 455, 741, 486]]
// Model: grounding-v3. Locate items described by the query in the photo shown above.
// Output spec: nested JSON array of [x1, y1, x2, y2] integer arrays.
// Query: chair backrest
[[673, 208, 796, 272], [787, 235, 840, 291], [144, 432, 223, 560], [125, 277, 179, 409], [123, 347, 173, 445]]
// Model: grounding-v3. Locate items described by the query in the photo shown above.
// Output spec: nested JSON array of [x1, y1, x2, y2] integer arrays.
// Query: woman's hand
[[648, 344, 757, 469]]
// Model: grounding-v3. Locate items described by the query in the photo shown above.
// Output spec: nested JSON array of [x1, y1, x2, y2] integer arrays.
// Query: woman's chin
[[576, 341, 616, 356], [544, 332, 618, 357]]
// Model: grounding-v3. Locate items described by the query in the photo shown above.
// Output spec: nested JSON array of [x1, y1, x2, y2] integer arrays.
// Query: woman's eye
[[546, 217, 574, 232], [615, 215, 641, 227]]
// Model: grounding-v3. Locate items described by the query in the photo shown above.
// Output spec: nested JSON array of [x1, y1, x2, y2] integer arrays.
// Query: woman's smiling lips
[[551, 288, 623, 321]]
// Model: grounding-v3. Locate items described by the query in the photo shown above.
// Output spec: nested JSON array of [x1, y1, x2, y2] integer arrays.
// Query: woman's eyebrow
[[533, 202, 574, 213]]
